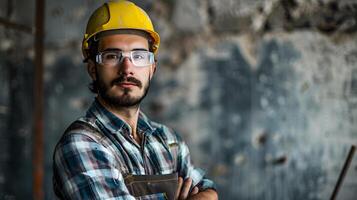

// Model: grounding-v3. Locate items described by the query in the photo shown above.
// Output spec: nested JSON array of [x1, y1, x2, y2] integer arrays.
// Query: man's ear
[[150, 62, 157, 79], [87, 60, 97, 80]]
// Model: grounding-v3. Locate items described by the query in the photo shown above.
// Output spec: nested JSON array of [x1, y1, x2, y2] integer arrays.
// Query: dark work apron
[[54, 120, 179, 199], [95, 119, 179, 199], [124, 173, 178, 199]]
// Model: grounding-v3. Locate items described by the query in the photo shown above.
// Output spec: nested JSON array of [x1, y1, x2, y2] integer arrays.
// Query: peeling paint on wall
[[1, 0, 357, 199]]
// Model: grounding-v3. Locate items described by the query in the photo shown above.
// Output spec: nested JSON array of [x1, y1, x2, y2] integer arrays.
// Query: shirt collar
[[86, 98, 155, 136]]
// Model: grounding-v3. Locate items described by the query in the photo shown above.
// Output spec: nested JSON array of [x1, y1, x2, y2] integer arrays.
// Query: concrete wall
[[0, 0, 357, 199]]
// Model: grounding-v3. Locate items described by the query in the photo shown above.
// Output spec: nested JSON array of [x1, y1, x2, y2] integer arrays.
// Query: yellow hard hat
[[82, 0, 160, 59]]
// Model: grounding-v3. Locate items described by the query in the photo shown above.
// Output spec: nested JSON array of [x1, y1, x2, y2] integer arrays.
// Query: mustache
[[111, 75, 142, 88]]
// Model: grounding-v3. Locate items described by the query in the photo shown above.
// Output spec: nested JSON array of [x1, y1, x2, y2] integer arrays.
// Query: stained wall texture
[[0, 0, 357, 199]]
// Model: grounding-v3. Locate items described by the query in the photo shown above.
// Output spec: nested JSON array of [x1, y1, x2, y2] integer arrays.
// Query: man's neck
[[97, 96, 141, 143]]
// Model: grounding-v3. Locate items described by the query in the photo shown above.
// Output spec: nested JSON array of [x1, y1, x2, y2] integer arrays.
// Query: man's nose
[[118, 57, 135, 75]]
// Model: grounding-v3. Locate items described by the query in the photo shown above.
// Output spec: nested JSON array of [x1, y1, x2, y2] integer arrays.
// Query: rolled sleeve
[[176, 137, 217, 192]]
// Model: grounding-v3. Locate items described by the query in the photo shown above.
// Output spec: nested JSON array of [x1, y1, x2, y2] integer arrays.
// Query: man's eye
[[104, 53, 119, 60], [133, 54, 145, 60]]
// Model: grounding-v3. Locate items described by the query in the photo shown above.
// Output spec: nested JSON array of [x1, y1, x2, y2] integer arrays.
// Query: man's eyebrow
[[102, 48, 121, 52], [132, 48, 149, 51]]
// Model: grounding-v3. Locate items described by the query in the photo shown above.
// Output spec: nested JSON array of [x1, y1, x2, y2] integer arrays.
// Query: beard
[[96, 73, 150, 108]]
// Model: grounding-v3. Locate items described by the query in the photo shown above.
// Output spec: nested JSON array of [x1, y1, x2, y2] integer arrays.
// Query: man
[[52, 0, 218, 199]]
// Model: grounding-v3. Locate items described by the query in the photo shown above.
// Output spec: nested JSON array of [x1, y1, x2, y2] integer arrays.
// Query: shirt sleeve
[[175, 133, 217, 192], [53, 133, 136, 200]]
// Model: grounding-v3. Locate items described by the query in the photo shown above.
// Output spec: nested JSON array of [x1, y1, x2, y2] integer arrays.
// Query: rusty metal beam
[[33, 0, 45, 198], [0, 17, 33, 34]]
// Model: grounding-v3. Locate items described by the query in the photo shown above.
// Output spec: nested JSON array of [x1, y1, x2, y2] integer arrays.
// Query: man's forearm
[[189, 189, 218, 200]]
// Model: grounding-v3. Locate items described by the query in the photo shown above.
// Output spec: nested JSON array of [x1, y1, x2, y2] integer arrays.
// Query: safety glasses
[[96, 50, 154, 67]]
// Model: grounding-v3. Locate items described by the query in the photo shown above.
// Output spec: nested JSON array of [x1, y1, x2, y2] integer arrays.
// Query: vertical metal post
[[33, 0, 45, 199], [330, 145, 356, 200]]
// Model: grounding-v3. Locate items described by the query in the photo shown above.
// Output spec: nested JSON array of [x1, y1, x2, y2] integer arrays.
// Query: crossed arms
[[53, 133, 218, 199]]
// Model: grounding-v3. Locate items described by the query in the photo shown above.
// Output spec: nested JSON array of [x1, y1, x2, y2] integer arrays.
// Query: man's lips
[[115, 82, 138, 88]]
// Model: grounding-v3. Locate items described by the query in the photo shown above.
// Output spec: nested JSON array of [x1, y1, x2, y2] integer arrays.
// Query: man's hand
[[175, 177, 199, 200], [175, 177, 218, 200], [187, 189, 218, 200]]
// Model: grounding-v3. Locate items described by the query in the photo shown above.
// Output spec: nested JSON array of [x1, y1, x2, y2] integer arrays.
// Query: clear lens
[[102, 52, 120, 65], [96, 50, 154, 67], [131, 51, 153, 66]]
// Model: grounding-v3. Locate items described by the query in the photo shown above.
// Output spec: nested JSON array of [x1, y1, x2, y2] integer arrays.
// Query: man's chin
[[100, 93, 142, 108], [111, 89, 140, 98], [97, 81, 149, 108]]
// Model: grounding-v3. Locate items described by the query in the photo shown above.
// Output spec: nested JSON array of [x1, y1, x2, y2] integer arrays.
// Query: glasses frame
[[95, 50, 155, 67]]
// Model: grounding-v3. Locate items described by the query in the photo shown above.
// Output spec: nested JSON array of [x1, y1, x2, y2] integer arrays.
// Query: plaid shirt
[[53, 99, 215, 199]]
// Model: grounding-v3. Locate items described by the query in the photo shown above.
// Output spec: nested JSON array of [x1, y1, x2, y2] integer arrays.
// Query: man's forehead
[[95, 29, 152, 42], [98, 34, 149, 51], [97, 30, 151, 50]]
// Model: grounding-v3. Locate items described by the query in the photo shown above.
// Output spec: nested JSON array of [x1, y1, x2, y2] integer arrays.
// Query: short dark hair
[[86, 39, 100, 93]]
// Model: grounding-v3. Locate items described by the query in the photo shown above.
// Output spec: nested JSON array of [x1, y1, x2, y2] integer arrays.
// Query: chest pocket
[[66, 120, 130, 174], [167, 141, 179, 171], [152, 129, 180, 174]]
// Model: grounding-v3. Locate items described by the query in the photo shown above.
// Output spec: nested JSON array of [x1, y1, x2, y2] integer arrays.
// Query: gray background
[[1, 0, 357, 199]]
